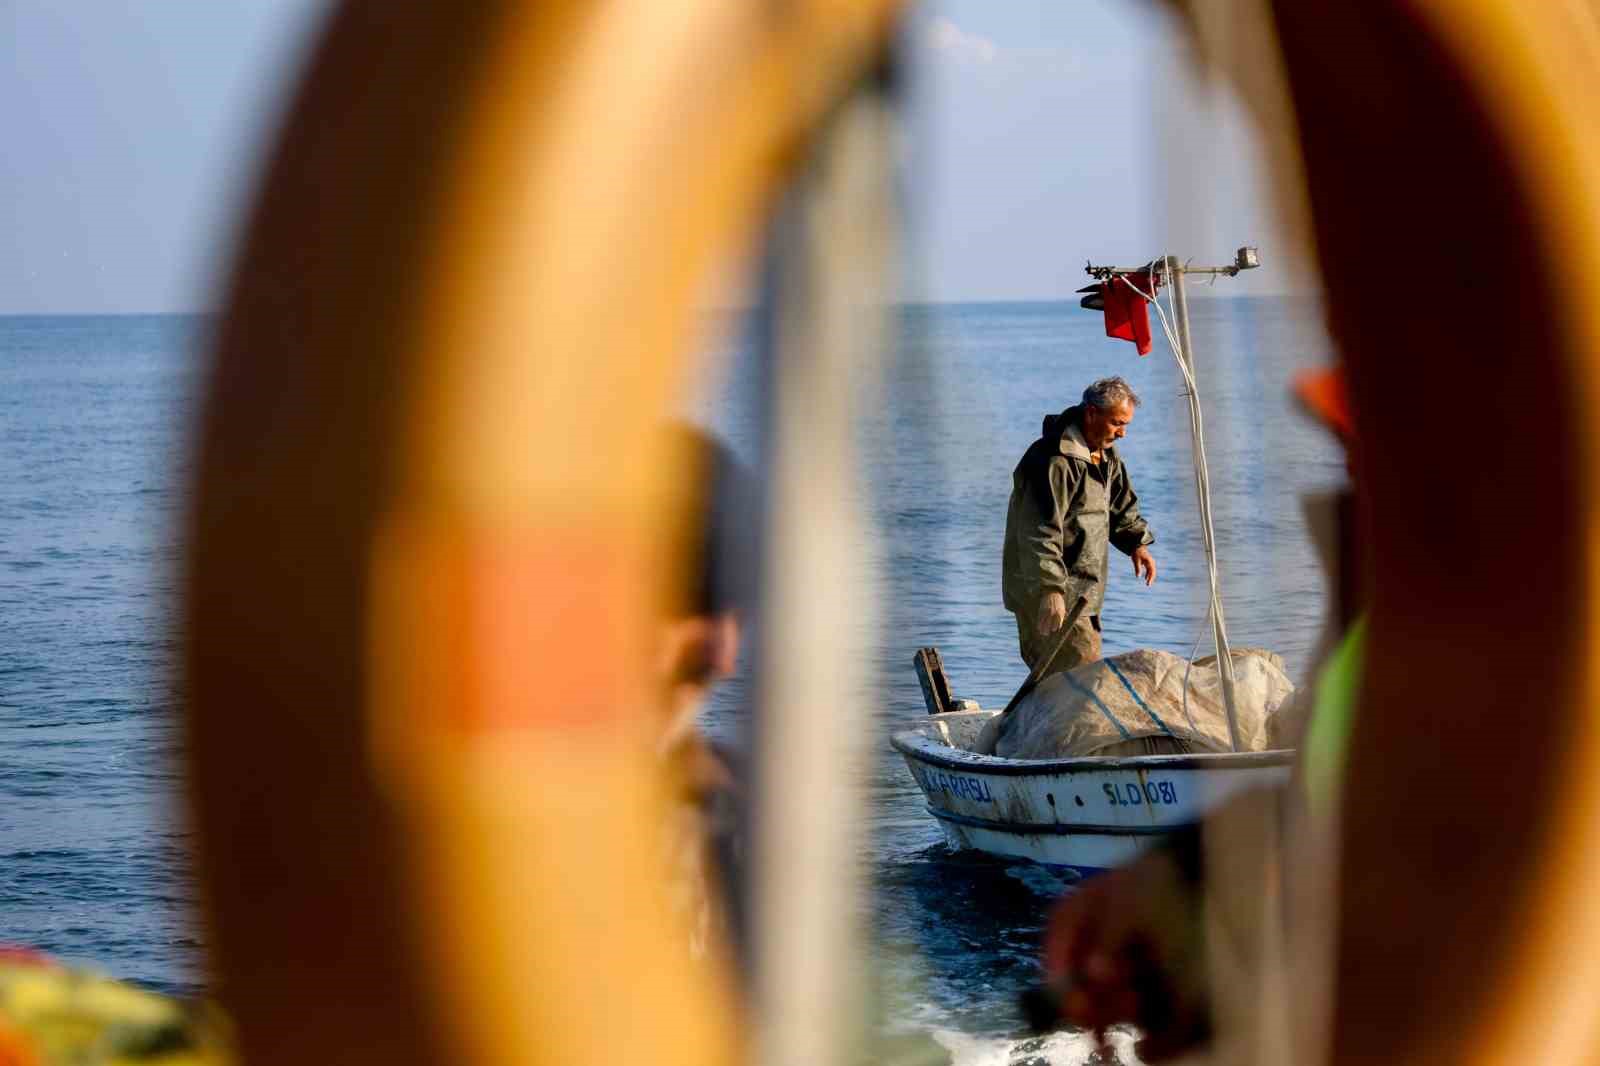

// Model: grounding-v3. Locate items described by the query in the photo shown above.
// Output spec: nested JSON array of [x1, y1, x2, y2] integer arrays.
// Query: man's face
[[1083, 400, 1135, 452]]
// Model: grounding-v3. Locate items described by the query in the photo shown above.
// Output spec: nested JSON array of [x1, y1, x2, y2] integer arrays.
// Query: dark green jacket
[[1002, 405, 1154, 619]]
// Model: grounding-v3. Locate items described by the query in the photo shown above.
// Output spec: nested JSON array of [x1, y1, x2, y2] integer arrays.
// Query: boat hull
[[892, 711, 1294, 879]]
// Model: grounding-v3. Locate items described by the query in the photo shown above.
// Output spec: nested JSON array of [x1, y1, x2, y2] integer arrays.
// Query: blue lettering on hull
[[1103, 780, 1179, 806], [915, 767, 994, 803]]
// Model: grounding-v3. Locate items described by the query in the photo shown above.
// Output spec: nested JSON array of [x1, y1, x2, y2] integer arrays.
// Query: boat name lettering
[[1103, 780, 1178, 807], [919, 768, 994, 803]]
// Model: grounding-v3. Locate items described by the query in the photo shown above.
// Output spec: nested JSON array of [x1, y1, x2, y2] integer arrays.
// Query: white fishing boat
[[891, 707, 1294, 879], [893, 249, 1299, 878]]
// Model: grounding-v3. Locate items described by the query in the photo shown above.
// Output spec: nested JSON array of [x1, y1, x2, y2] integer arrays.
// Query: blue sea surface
[[0, 301, 1339, 1059], [1, 314, 205, 995]]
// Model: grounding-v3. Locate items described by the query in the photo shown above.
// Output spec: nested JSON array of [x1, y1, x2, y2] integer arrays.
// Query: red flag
[[1101, 271, 1159, 355]]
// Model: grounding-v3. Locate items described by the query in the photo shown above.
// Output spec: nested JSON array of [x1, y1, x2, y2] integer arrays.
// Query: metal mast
[[1085, 247, 1259, 751], [1165, 253, 1241, 751]]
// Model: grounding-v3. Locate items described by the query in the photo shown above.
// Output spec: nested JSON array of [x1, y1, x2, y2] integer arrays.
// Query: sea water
[[1, 314, 202, 993], [0, 299, 1340, 1061]]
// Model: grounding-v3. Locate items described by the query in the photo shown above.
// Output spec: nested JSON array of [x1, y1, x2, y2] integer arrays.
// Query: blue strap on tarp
[[1104, 658, 1177, 738], [1061, 669, 1132, 740]]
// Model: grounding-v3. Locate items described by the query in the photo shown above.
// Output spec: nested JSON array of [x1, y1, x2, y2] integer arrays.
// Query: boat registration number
[[1104, 780, 1178, 807]]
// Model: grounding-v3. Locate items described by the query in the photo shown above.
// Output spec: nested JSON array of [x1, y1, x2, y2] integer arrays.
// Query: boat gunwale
[[891, 726, 1296, 776]]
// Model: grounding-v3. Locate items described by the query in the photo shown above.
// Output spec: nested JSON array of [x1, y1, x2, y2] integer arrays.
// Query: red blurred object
[[0, 945, 56, 968]]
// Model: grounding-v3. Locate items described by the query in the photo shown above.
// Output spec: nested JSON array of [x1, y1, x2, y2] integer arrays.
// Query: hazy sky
[[0, 2, 1284, 314], [906, 4, 1285, 301]]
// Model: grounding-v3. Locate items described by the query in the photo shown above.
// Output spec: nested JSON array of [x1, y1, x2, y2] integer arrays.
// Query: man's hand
[[1132, 546, 1157, 587], [1036, 590, 1067, 636]]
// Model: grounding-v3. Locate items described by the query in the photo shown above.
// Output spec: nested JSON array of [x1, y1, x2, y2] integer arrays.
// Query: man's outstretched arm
[[1109, 464, 1156, 585]]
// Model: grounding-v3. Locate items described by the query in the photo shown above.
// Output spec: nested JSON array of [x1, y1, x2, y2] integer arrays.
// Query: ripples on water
[[1, 314, 201, 996], [2, 301, 1337, 1060]]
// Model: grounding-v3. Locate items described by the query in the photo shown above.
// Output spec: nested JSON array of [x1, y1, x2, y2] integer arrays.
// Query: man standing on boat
[[1002, 376, 1157, 676]]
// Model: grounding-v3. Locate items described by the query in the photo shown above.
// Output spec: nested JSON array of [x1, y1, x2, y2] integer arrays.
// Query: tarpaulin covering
[[990, 647, 1293, 758]]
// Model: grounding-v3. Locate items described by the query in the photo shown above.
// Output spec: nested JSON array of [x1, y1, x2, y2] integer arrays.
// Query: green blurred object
[[1304, 617, 1366, 818]]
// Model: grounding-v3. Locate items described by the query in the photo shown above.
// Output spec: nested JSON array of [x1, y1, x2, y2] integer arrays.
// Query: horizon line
[[0, 290, 1294, 319]]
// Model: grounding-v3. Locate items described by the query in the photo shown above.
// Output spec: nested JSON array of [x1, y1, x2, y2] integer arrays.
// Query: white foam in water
[[932, 1026, 1143, 1066], [1003, 862, 1079, 897]]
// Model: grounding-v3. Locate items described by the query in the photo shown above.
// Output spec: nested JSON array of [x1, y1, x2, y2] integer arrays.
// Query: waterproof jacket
[[1002, 405, 1154, 620]]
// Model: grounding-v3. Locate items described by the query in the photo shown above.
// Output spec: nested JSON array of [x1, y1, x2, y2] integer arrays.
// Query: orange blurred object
[[1291, 366, 1354, 443]]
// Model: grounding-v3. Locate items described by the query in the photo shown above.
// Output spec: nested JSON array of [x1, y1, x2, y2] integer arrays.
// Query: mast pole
[[1165, 254, 1243, 751]]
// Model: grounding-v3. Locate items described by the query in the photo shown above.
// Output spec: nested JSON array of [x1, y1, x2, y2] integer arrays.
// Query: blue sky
[[1, 2, 325, 314], [0, 2, 1283, 313]]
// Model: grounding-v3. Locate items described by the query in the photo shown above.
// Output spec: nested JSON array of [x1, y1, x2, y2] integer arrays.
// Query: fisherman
[[1026, 366, 1365, 1061], [1002, 376, 1157, 676]]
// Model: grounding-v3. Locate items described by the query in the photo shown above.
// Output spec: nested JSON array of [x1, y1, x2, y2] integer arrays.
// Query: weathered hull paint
[[892, 710, 1294, 876]]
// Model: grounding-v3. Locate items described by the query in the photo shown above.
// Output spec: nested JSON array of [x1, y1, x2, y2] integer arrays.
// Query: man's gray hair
[[1082, 376, 1141, 411]]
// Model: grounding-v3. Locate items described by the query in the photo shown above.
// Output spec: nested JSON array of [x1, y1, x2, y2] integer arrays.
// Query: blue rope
[[1104, 658, 1177, 738], [1060, 670, 1132, 740]]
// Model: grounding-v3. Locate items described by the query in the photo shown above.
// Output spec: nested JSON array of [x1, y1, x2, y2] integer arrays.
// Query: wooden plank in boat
[[913, 647, 953, 716]]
